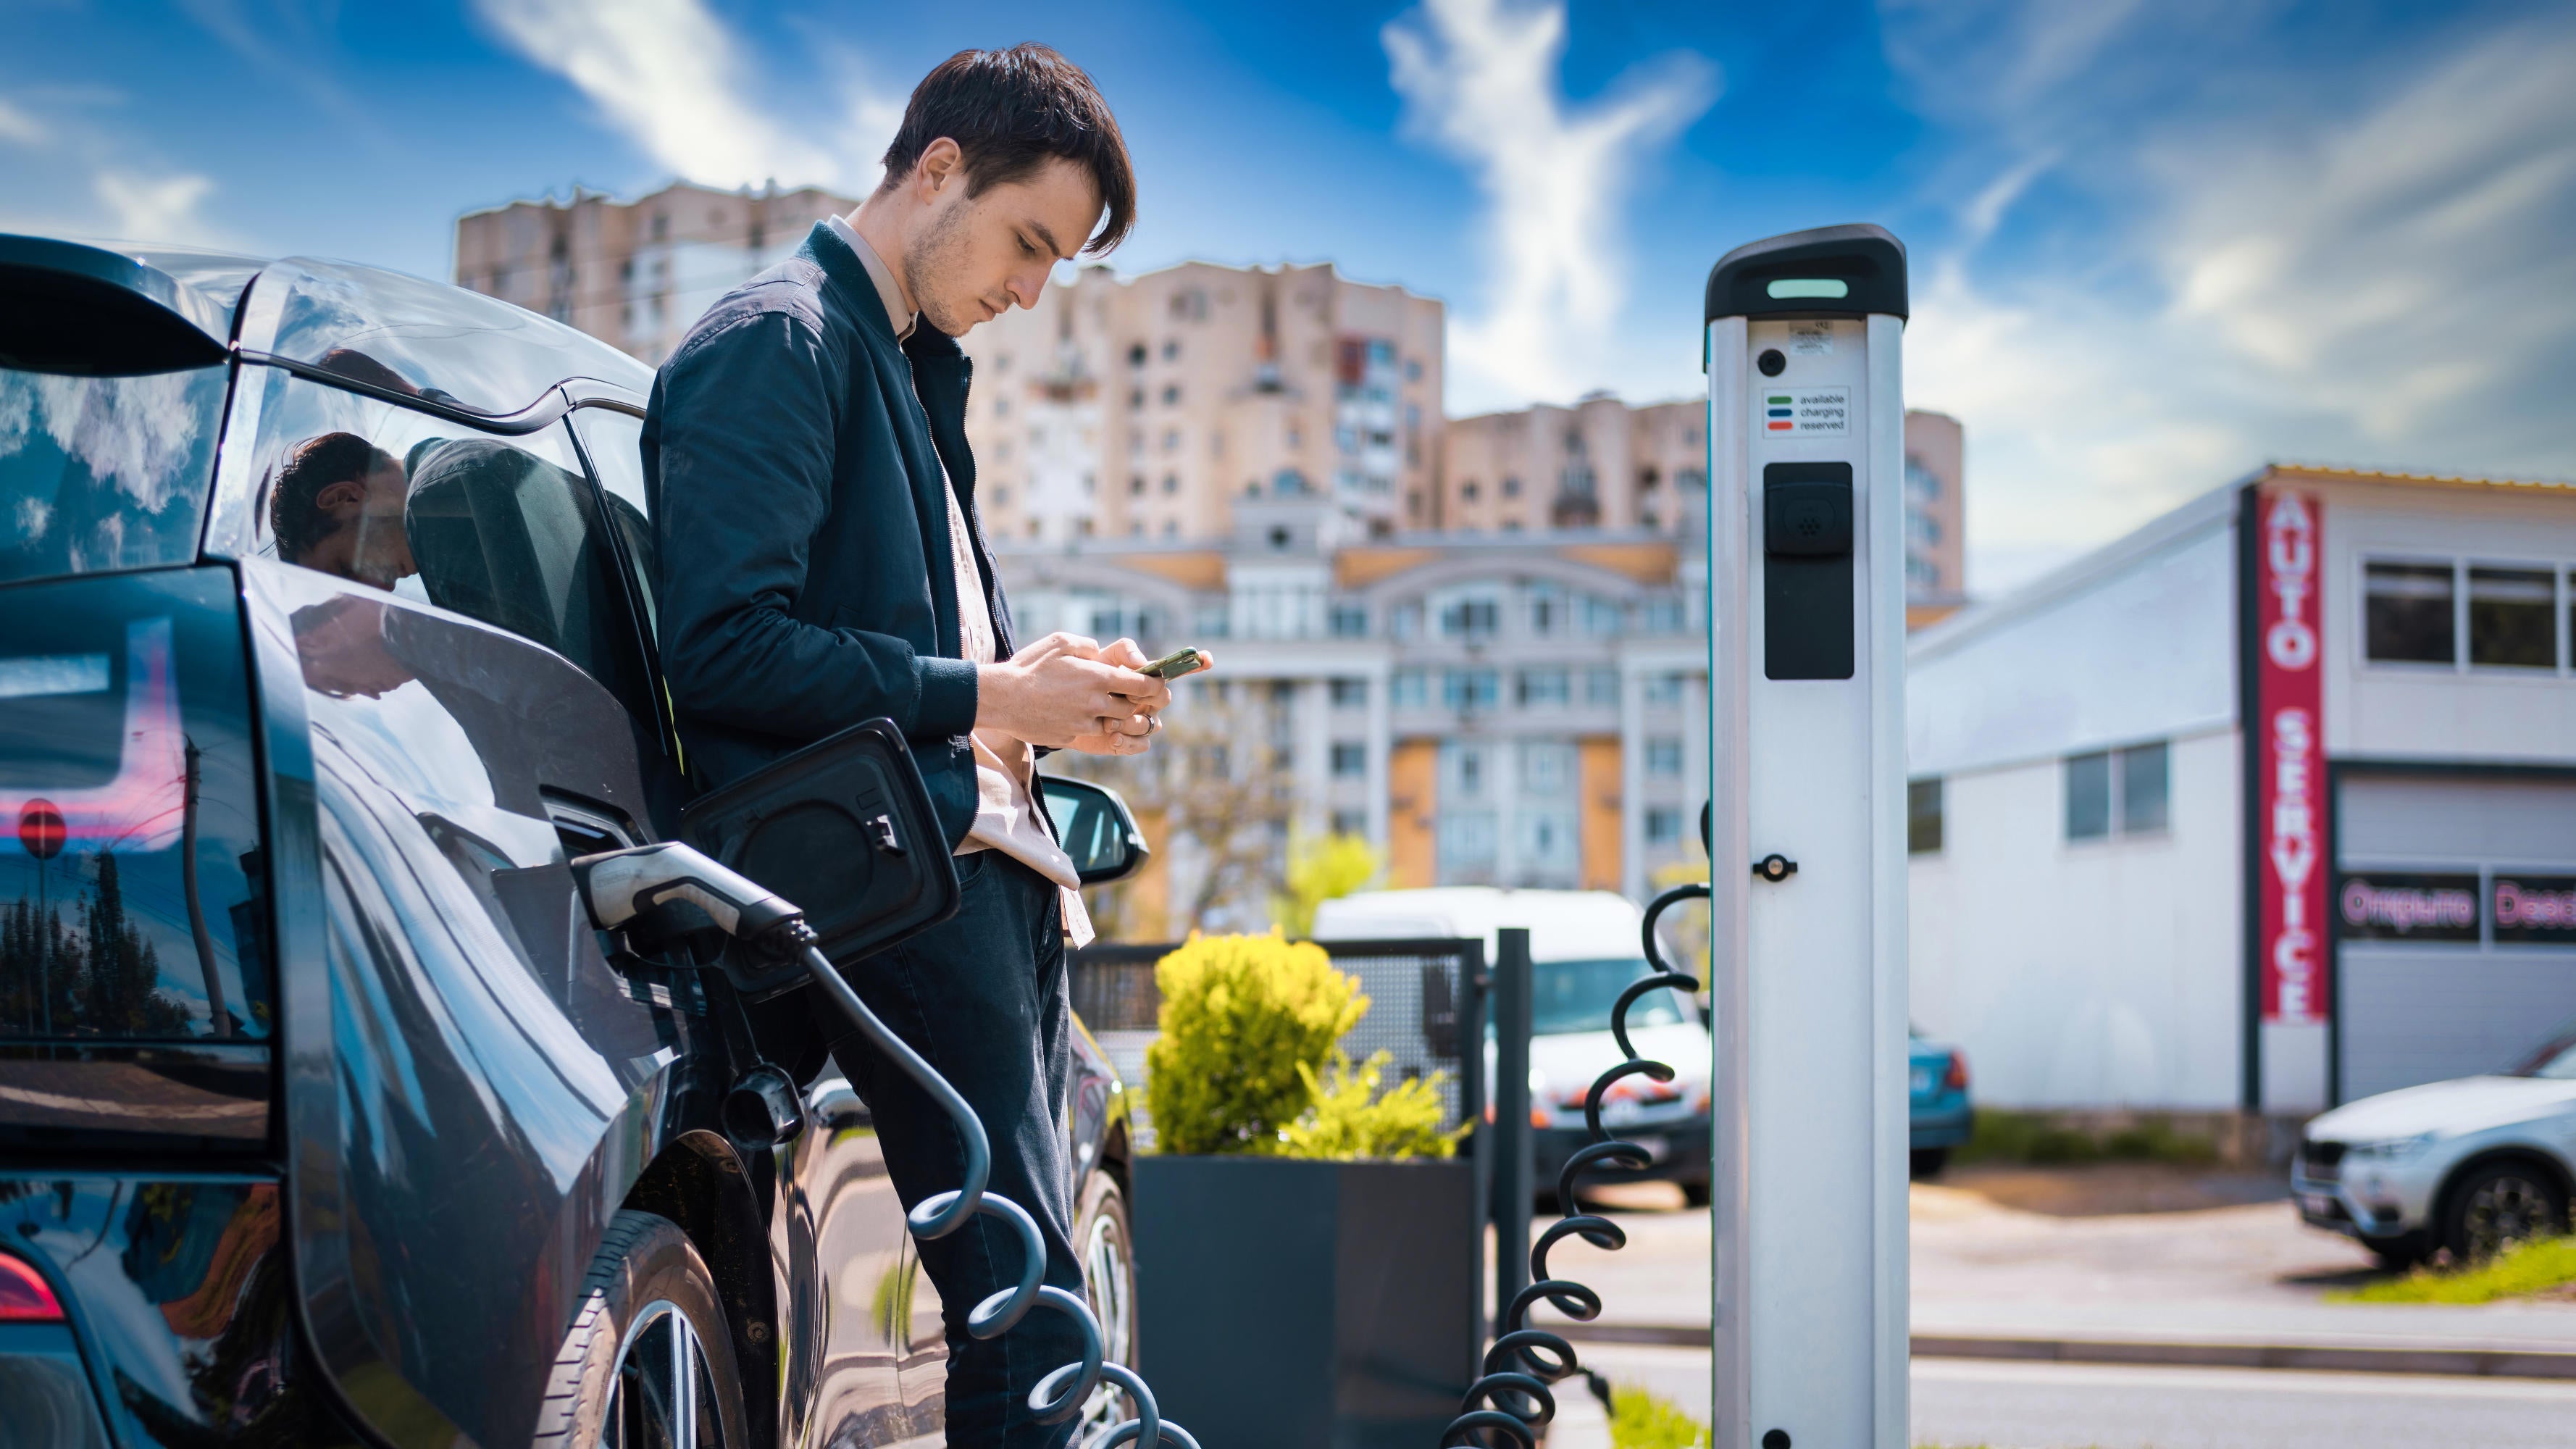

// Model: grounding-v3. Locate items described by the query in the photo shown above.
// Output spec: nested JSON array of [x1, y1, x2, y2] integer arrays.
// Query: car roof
[[1, 233, 651, 409], [1311, 887, 1647, 963]]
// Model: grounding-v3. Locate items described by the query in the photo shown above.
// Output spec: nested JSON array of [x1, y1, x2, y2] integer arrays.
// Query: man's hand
[[290, 593, 414, 699], [977, 633, 1172, 752]]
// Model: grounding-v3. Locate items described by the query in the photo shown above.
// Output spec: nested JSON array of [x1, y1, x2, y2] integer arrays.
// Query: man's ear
[[313, 478, 367, 515], [915, 137, 964, 197]]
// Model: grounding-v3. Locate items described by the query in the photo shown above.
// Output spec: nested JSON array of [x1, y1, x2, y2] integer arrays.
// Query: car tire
[[2440, 1161, 2568, 1264], [533, 1209, 748, 1449], [1910, 1148, 1949, 1179], [1075, 1172, 1139, 1440], [2367, 1236, 2433, 1273]]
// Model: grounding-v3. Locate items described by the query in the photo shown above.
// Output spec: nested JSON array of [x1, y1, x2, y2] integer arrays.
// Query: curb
[[1555, 1322, 2576, 1381]]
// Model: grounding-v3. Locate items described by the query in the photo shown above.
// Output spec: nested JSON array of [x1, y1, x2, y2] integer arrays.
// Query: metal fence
[[1068, 937, 1488, 1146]]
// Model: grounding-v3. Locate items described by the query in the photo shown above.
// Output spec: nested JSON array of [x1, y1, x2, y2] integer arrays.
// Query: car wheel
[[2441, 1161, 2567, 1263], [1075, 1172, 1139, 1440], [1910, 1148, 1949, 1179], [534, 1209, 748, 1449]]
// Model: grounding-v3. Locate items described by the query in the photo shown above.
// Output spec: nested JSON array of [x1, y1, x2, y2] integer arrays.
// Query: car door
[[571, 398, 920, 1442], [234, 364, 685, 1447]]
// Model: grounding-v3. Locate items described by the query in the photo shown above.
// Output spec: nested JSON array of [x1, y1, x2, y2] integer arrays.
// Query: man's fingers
[[1098, 637, 1150, 669]]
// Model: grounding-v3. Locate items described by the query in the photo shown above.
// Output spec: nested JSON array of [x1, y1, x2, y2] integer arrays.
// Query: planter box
[[1134, 1155, 1477, 1449]]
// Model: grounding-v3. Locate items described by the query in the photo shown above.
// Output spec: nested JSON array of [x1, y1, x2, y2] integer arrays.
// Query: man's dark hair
[[879, 43, 1135, 255], [269, 431, 398, 562]]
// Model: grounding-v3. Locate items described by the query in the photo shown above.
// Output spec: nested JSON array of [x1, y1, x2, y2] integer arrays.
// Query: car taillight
[[1943, 1052, 1969, 1092], [0, 1254, 63, 1323]]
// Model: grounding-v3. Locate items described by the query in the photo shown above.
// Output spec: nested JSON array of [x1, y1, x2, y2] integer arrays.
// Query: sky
[[4, 0, 2572, 594]]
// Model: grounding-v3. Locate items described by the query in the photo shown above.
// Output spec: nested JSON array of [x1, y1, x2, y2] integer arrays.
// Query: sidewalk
[[1518, 1169, 2576, 1379]]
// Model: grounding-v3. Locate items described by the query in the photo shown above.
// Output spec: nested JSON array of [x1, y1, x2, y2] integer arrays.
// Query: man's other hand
[[977, 632, 1173, 752]]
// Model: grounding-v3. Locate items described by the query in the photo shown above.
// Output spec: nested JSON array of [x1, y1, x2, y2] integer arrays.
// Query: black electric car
[[0, 235, 1146, 1448]]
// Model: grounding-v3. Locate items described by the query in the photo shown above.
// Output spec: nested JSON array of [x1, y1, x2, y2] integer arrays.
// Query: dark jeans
[[826, 850, 1084, 1449]]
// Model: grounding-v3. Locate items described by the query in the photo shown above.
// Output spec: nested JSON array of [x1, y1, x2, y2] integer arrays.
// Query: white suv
[[2294, 1025, 2576, 1267]]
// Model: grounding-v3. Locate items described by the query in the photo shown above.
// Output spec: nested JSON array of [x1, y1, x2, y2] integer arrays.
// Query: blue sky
[[4, 0, 2571, 592]]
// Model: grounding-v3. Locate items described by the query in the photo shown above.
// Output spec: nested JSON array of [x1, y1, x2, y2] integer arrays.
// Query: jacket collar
[[800, 220, 900, 345]]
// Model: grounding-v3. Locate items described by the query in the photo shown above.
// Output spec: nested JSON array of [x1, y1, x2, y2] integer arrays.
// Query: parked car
[[2294, 1021, 2576, 1267], [1909, 1032, 1973, 1177], [0, 234, 1143, 1448], [1312, 888, 1715, 1206]]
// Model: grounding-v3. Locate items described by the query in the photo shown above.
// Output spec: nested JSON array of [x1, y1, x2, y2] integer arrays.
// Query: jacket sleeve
[[648, 309, 979, 742]]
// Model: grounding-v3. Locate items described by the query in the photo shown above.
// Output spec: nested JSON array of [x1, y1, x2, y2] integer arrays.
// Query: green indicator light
[[1766, 278, 1849, 299], [1768, 396, 1791, 404]]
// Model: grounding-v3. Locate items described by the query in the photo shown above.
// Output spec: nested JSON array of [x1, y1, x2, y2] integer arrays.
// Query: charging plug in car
[[571, 840, 812, 958]]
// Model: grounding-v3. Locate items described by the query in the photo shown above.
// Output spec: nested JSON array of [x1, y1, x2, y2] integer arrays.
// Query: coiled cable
[[789, 927, 1197, 1448], [1439, 881, 1712, 1448]]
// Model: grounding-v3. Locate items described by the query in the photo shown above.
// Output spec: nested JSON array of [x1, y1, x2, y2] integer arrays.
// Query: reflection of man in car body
[[269, 431, 414, 589], [643, 46, 1161, 1447]]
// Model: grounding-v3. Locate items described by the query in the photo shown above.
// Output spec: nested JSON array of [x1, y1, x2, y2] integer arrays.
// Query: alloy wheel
[[2459, 1173, 2557, 1261], [600, 1299, 727, 1449], [1076, 1205, 1138, 1437]]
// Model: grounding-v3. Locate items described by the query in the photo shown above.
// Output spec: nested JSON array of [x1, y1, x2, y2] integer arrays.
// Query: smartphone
[[1137, 646, 1208, 680]]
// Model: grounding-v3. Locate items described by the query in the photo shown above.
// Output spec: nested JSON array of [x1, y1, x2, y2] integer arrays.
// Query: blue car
[[1910, 1032, 1974, 1176]]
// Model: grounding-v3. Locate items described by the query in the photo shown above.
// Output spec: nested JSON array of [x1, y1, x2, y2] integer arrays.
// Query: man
[[642, 44, 1179, 1447]]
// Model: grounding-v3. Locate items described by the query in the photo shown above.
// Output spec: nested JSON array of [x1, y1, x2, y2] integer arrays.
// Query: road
[[1565, 1342, 2576, 1449]]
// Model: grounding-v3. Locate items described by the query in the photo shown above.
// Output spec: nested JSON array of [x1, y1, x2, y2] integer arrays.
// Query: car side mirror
[[1038, 774, 1149, 887]]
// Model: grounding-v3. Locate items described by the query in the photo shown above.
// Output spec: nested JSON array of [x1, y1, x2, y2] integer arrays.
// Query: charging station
[[1704, 225, 1911, 1449]]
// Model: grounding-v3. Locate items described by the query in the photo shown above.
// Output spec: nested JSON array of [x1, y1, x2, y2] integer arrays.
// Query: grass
[[1607, 1387, 1708, 1449], [2330, 1235, 2576, 1304], [1954, 1108, 2217, 1168]]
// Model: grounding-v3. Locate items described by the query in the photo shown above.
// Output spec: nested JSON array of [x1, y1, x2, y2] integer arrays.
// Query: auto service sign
[[2255, 488, 2325, 1024]]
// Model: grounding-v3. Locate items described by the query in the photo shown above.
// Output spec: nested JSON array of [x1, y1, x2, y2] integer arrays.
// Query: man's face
[[307, 460, 416, 589], [903, 151, 1103, 337]]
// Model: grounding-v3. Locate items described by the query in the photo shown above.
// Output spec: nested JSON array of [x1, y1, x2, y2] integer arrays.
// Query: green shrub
[[1145, 932, 1367, 1156], [1957, 1108, 2215, 1167], [1279, 1050, 1468, 1161], [1607, 1387, 1708, 1449]]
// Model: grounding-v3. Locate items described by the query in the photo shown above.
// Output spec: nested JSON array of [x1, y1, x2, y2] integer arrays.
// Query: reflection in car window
[[568, 406, 656, 640], [263, 258, 648, 417], [2510, 1027, 2576, 1080], [247, 369, 655, 723], [0, 364, 228, 587], [0, 569, 269, 1040], [1531, 958, 1686, 1036]]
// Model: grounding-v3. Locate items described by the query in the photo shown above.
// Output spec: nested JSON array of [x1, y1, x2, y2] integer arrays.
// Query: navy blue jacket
[[641, 221, 1013, 848]]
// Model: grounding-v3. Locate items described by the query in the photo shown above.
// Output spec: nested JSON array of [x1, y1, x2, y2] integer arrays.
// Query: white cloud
[[471, 0, 891, 194], [1883, 8, 2576, 596], [1384, 0, 1716, 410], [93, 170, 220, 245], [0, 96, 48, 146]]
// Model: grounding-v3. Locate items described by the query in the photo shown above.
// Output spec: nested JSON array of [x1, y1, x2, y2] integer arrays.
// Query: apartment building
[[453, 180, 860, 365], [995, 497, 1707, 935], [957, 261, 1446, 544], [1904, 409, 1968, 622]]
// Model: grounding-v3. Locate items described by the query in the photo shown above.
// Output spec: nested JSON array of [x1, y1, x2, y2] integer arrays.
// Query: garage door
[[2336, 772, 2576, 1103]]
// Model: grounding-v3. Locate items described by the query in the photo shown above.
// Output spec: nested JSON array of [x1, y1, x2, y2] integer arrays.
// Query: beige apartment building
[[958, 261, 1446, 546], [1904, 409, 1968, 622], [454, 180, 860, 365], [1440, 395, 1707, 536]]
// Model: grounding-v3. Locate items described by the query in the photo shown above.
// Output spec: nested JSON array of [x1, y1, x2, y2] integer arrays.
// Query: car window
[[567, 406, 656, 643], [2509, 1028, 2576, 1079], [0, 364, 229, 587], [242, 368, 656, 725], [1531, 956, 1687, 1036]]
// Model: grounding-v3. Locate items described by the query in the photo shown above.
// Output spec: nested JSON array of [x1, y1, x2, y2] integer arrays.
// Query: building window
[[1529, 586, 1565, 633], [1329, 677, 1368, 706], [2066, 741, 2167, 841], [1522, 740, 1573, 794], [1461, 480, 1481, 502], [1518, 669, 1571, 706], [1162, 430, 1180, 453], [1162, 385, 1181, 406], [1162, 339, 1179, 361], [1641, 597, 1684, 634], [1643, 672, 1686, 707], [1128, 343, 1147, 367], [1909, 777, 1944, 855], [1644, 808, 1683, 846], [1646, 737, 1683, 777], [1584, 596, 1624, 636], [1502, 475, 1522, 498], [1329, 604, 1368, 638], [2364, 561, 2454, 664], [1129, 388, 1145, 411], [1390, 601, 1423, 640], [1392, 670, 1428, 708], [2469, 566, 2556, 668], [1161, 474, 1179, 494], [1439, 597, 1500, 640], [1129, 475, 1145, 496], [1331, 742, 1366, 777], [1586, 667, 1621, 706], [1331, 809, 1367, 838], [1442, 669, 1501, 712]]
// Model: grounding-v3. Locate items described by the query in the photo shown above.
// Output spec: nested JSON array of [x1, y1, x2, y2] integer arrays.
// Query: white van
[[1311, 888, 1713, 1204]]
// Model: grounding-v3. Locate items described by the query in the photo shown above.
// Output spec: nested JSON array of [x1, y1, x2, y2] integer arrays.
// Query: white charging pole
[[1705, 225, 1910, 1449]]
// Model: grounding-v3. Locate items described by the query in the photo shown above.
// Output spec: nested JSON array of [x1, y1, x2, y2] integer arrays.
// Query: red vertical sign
[[2254, 488, 2325, 1024]]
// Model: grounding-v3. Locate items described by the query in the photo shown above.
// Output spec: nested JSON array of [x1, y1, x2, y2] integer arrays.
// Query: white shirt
[[829, 214, 1093, 947]]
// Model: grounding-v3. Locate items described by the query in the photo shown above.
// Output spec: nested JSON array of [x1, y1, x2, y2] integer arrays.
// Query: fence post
[[1492, 927, 1534, 1329]]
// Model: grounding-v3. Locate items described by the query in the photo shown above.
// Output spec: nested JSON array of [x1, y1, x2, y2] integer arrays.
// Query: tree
[[1272, 831, 1383, 938]]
